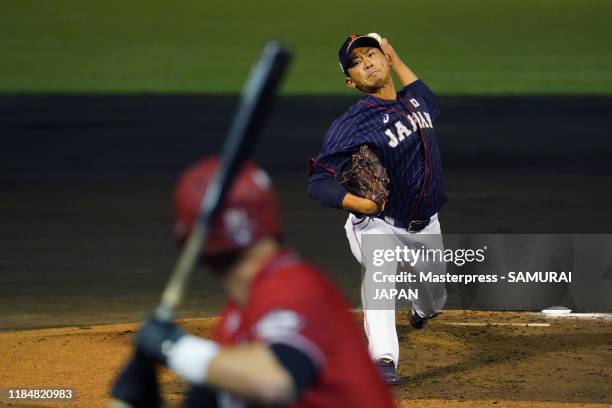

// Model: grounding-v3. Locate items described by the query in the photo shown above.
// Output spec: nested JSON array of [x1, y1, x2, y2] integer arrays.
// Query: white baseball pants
[[344, 213, 447, 365]]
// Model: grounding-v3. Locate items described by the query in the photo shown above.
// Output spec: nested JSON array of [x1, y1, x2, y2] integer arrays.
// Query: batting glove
[[135, 317, 186, 365]]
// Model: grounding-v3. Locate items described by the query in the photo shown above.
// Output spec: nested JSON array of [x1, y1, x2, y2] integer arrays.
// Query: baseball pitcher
[[307, 33, 448, 384]]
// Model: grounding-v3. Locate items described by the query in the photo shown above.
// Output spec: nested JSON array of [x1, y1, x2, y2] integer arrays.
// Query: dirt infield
[[0, 311, 609, 408]]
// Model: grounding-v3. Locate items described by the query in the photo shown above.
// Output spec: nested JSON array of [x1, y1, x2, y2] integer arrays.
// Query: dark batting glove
[[135, 317, 186, 365]]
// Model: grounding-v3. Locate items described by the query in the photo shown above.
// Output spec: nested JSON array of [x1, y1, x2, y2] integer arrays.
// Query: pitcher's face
[[346, 47, 392, 93]]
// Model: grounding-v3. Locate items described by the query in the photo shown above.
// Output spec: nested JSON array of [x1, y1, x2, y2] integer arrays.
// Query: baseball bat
[[156, 41, 291, 322], [110, 42, 290, 408]]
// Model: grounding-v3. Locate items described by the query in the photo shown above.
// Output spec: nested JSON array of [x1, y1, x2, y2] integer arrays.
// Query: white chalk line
[[442, 322, 550, 327], [539, 312, 612, 321]]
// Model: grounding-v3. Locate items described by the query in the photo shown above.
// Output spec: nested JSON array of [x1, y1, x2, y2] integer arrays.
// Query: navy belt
[[384, 215, 432, 232], [406, 218, 430, 232]]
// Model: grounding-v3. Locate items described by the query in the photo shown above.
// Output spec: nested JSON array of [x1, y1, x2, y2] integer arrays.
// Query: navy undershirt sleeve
[[307, 167, 347, 209], [270, 343, 318, 397], [183, 384, 218, 407]]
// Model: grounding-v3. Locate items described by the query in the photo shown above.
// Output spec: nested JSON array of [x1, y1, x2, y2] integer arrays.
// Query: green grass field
[[1, 0, 611, 94]]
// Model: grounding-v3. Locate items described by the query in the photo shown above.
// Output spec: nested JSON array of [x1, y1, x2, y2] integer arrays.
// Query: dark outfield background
[[1, 1, 612, 329]]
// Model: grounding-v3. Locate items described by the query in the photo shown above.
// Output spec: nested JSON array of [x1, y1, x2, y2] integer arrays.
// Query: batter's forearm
[[207, 344, 295, 404], [163, 335, 294, 405]]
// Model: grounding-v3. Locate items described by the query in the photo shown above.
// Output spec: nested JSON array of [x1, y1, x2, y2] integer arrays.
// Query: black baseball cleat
[[409, 308, 440, 330], [375, 358, 400, 385]]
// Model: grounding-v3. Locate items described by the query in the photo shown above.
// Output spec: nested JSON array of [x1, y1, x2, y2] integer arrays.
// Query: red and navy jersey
[[213, 250, 395, 408], [310, 80, 446, 227]]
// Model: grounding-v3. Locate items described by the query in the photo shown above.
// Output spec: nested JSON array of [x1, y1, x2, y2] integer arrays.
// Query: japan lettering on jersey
[[312, 79, 446, 227], [213, 251, 394, 408]]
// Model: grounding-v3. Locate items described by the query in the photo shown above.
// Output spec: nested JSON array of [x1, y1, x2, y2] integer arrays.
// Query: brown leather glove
[[339, 145, 390, 214]]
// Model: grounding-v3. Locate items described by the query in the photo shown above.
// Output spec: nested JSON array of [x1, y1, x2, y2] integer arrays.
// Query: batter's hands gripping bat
[[110, 41, 291, 408]]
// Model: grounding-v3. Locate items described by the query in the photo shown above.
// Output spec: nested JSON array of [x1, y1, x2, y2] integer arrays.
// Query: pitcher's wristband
[[167, 335, 220, 384]]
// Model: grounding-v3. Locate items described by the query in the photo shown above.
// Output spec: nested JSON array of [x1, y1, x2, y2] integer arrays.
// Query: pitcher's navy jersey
[[309, 79, 446, 228]]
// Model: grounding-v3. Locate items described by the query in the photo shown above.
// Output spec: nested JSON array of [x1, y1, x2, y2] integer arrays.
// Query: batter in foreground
[[308, 33, 448, 384], [112, 158, 394, 408]]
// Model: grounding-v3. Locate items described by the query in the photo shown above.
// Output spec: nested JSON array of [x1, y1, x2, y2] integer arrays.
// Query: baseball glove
[[339, 145, 390, 213]]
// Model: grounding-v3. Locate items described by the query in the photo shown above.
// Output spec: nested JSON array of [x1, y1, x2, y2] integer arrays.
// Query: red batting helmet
[[173, 157, 282, 256]]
